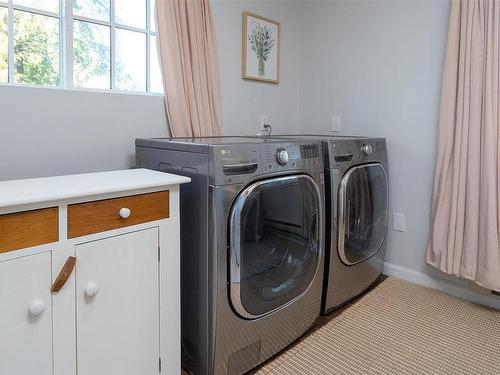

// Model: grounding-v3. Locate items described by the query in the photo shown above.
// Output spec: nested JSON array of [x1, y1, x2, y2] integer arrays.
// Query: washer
[[271, 135, 389, 313], [135, 136, 325, 375]]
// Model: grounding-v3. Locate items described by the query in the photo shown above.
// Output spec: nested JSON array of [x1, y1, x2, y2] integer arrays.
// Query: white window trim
[[0, 0, 162, 95]]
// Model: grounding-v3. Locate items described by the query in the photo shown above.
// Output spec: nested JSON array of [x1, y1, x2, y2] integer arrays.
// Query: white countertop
[[0, 169, 190, 209]]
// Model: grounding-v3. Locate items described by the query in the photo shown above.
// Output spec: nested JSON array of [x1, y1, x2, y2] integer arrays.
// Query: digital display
[[300, 144, 319, 159]]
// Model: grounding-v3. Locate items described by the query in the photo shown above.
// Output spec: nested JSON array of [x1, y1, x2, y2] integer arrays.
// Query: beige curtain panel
[[155, 0, 223, 137], [427, 0, 500, 291]]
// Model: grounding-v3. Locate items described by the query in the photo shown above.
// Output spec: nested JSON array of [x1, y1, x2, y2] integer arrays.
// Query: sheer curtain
[[427, 0, 500, 291], [155, 0, 222, 137]]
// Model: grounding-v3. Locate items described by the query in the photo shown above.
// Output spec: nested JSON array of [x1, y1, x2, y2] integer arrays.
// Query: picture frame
[[242, 12, 280, 83]]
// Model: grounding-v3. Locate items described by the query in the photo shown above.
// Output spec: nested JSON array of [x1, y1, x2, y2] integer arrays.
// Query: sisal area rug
[[256, 277, 500, 374]]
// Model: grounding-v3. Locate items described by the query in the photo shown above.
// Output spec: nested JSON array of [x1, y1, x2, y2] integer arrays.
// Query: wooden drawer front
[[0, 208, 59, 254], [68, 191, 169, 238]]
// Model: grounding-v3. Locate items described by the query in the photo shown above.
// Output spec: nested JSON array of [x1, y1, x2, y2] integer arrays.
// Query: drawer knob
[[84, 282, 99, 298], [28, 299, 46, 316], [119, 207, 131, 219]]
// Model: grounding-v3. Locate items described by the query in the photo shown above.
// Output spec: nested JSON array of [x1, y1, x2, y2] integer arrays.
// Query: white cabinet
[[0, 169, 190, 375], [0, 252, 53, 375], [75, 228, 160, 375]]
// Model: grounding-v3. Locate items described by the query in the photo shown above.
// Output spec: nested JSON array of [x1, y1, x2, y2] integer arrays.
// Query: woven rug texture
[[256, 277, 500, 375]]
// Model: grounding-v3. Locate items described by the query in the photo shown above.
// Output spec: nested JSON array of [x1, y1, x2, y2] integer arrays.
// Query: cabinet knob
[[84, 282, 99, 297], [28, 299, 46, 316], [119, 207, 131, 219]]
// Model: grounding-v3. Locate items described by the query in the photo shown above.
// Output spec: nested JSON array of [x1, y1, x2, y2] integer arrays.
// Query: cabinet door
[[0, 252, 53, 375], [75, 228, 160, 375]]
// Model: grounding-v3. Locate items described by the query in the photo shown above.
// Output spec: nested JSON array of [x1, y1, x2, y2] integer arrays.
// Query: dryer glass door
[[338, 163, 388, 265], [230, 175, 320, 319]]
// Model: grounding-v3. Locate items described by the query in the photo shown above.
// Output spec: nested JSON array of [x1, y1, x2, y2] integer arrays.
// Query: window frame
[[0, 0, 162, 95]]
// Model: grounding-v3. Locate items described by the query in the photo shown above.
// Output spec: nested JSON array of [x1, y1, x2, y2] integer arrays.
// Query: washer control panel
[[300, 144, 320, 160], [262, 142, 321, 171], [213, 145, 261, 184], [275, 148, 290, 165]]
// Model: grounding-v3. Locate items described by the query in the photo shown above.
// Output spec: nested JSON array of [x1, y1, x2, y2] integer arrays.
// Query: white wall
[[212, 0, 301, 135], [297, 0, 500, 308], [0, 86, 168, 181]]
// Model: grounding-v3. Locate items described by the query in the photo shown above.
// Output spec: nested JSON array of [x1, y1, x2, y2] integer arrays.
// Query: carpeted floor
[[255, 277, 500, 374]]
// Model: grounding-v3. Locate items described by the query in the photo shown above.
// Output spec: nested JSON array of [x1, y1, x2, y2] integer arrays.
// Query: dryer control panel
[[327, 138, 387, 167]]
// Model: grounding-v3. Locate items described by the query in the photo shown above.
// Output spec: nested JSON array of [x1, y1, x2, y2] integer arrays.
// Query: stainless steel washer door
[[338, 163, 388, 266], [229, 175, 321, 319]]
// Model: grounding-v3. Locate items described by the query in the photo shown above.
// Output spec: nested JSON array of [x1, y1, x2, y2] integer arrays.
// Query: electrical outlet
[[260, 114, 269, 126], [393, 212, 406, 232], [331, 115, 341, 132]]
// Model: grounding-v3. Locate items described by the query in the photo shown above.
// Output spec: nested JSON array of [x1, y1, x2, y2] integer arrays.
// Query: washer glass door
[[338, 163, 388, 265], [230, 174, 320, 319]]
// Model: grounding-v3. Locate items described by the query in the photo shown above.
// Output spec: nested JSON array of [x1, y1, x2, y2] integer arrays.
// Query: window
[[0, 7, 7, 82], [0, 0, 61, 86], [0, 0, 163, 93]]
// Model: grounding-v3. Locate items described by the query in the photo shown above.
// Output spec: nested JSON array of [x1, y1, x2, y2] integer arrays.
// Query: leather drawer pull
[[51, 256, 76, 293]]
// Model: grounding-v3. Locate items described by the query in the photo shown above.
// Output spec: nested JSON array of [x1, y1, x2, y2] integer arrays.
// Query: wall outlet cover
[[260, 114, 269, 126], [331, 115, 341, 132], [393, 212, 406, 232]]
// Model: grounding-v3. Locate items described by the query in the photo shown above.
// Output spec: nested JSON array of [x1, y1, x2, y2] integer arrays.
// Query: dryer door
[[229, 174, 321, 319], [338, 163, 388, 265]]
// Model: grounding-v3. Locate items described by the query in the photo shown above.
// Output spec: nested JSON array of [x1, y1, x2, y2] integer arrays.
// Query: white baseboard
[[383, 261, 500, 310]]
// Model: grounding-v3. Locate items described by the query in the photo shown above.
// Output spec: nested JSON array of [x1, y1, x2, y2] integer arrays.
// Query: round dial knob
[[276, 149, 289, 165], [362, 144, 373, 156]]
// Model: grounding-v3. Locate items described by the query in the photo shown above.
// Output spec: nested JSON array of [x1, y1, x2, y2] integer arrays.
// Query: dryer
[[271, 135, 389, 313], [135, 136, 324, 375], [322, 137, 388, 313]]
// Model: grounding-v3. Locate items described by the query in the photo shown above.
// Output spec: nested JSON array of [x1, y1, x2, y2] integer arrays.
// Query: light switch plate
[[331, 116, 341, 132], [393, 212, 406, 232]]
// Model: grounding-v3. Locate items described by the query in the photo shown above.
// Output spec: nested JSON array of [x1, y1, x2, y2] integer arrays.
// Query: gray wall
[[0, 0, 301, 181], [212, 0, 301, 135], [0, 86, 168, 181], [298, 0, 450, 275], [296, 0, 500, 307], [2, 0, 498, 305]]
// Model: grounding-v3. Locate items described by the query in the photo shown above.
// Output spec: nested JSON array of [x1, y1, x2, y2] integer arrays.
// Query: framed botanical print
[[242, 12, 280, 83]]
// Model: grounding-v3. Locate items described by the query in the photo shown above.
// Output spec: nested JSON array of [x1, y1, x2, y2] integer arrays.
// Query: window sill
[[0, 82, 165, 98]]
